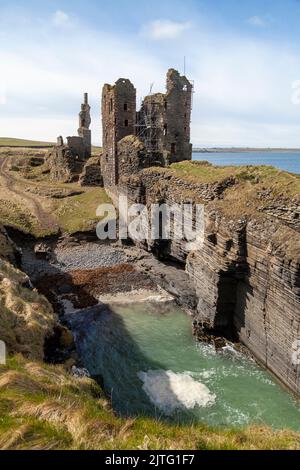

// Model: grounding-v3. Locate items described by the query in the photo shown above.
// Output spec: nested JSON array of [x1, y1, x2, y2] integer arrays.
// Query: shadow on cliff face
[[210, 245, 252, 342]]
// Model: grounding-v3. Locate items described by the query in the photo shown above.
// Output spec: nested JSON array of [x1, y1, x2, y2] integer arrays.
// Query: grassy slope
[[0, 259, 57, 360], [25, 164, 111, 233], [166, 161, 300, 220], [0, 187, 111, 237], [0, 151, 109, 236], [1, 355, 300, 450], [0, 199, 41, 235], [0, 138, 102, 153], [52, 188, 111, 233]]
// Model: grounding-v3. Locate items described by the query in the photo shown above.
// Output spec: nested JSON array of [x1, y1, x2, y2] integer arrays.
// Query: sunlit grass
[[0, 355, 300, 450]]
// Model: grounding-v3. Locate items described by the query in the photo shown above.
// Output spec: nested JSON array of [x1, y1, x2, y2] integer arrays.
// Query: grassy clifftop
[[170, 161, 300, 197], [1, 355, 300, 450], [145, 161, 300, 226], [0, 138, 54, 148]]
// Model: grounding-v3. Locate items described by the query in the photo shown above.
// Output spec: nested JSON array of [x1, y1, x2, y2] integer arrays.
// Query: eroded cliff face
[[187, 215, 300, 395], [0, 225, 16, 262], [0, 224, 58, 361], [116, 163, 300, 396]]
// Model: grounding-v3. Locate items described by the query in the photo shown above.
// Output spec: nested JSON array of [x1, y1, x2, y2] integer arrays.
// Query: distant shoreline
[[193, 147, 300, 153]]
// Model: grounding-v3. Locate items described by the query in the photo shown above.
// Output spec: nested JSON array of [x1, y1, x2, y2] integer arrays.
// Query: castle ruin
[[48, 93, 93, 183], [47, 68, 193, 186], [101, 69, 193, 187]]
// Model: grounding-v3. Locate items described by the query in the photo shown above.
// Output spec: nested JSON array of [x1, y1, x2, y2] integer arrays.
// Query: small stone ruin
[[47, 93, 102, 185]]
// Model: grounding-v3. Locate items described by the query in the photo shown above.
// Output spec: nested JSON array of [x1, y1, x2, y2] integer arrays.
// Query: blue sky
[[1, 0, 300, 146]]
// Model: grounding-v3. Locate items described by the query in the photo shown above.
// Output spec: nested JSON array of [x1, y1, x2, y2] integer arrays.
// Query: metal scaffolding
[[135, 96, 161, 155]]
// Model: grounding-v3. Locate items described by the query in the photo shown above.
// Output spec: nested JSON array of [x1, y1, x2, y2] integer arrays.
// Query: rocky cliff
[[0, 224, 58, 361], [116, 162, 300, 396]]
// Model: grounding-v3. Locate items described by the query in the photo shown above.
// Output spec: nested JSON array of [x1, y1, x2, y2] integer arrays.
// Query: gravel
[[53, 242, 128, 271], [20, 241, 129, 281]]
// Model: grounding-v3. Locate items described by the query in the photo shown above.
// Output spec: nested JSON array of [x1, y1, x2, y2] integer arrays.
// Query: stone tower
[[137, 69, 193, 164], [101, 69, 193, 188], [102, 79, 136, 186], [164, 69, 193, 163], [78, 92, 92, 157]]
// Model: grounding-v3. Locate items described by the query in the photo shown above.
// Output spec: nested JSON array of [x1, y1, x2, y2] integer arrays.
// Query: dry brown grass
[[0, 259, 57, 360]]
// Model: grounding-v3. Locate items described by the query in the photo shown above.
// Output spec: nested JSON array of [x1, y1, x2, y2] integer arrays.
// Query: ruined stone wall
[[67, 136, 86, 160], [102, 79, 136, 187], [136, 70, 193, 165], [117, 135, 161, 179], [49, 93, 92, 182], [78, 92, 92, 157], [79, 155, 103, 187], [164, 69, 193, 163], [47, 143, 86, 183], [101, 69, 192, 190]]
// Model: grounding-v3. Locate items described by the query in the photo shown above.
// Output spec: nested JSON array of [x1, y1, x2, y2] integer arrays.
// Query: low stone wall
[[47, 145, 86, 183], [79, 156, 103, 187]]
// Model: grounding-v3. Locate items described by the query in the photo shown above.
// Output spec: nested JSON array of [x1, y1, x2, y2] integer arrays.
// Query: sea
[[192, 151, 300, 174]]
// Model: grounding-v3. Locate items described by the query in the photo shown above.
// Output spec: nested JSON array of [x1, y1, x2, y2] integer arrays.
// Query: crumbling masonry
[[101, 69, 193, 187], [48, 93, 93, 183]]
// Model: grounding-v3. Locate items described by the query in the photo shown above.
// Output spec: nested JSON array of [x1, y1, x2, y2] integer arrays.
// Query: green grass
[[1, 258, 300, 450], [0, 138, 102, 153], [170, 161, 300, 195], [0, 152, 110, 236], [0, 199, 40, 235], [0, 355, 300, 450], [52, 187, 112, 233]]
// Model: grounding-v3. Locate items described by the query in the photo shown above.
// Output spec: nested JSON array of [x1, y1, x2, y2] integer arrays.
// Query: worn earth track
[[0, 156, 59, 234]]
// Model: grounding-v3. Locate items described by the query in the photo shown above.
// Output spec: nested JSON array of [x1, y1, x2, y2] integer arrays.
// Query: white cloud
[[52, 10, 72, 28], [2, 9, 300, 147], [0, 24, 165, 145], [142, 19, 191, 40], [248, 16, 267, 27]]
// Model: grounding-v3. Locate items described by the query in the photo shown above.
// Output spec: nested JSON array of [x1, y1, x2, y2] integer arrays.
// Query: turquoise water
[[73, 302, 300, 430], [192, 151, 300, 173]]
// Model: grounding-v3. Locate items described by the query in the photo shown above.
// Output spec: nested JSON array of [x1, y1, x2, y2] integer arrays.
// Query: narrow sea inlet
[[70, 300, 300, 430]]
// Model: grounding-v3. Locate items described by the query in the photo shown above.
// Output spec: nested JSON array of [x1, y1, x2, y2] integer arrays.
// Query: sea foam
[[138, 369, 216, 416]]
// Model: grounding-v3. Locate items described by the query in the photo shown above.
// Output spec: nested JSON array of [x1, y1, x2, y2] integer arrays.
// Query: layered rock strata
[[115, 167, 300, 396]]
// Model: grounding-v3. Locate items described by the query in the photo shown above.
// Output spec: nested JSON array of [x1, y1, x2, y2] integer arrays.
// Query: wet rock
[[71, 366, 91, 378], [34, 243, 52, 260]]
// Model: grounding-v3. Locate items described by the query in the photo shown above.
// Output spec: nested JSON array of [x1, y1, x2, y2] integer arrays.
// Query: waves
[[138, 369, 216, 416]]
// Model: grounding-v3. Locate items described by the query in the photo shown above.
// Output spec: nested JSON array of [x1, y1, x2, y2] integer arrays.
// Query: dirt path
[[0, 156, 60, 234]]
